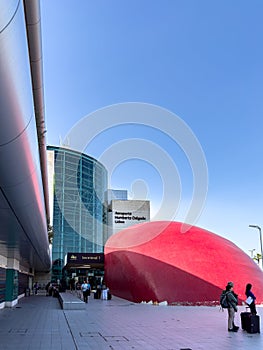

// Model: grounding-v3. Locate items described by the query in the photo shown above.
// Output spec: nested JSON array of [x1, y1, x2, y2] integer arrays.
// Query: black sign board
[[66, 253, 104, 265]]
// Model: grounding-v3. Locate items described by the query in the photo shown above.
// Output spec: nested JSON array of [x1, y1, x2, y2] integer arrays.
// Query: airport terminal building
[[47, 154, 151, 285], [107, 198, 150, 237], [47, 146, 108, 282], [0, 1, 51, 308], [104, 189, 150, 238]]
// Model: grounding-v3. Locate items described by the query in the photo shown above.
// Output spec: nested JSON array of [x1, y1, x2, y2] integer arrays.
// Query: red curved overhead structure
[[105, 221, 263, 305]]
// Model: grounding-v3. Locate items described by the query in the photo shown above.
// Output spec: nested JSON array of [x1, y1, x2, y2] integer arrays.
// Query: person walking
[[245, 283, 257, 315], [96, 281, 102, 299], [33, 282, 39, 295], [225, 281, 239, 332], [81, 280, 90, 303], [101, 284, 109, 300]]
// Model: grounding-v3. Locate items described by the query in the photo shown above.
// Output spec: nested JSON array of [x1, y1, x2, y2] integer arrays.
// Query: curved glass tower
[[47, 146, 107, 280]]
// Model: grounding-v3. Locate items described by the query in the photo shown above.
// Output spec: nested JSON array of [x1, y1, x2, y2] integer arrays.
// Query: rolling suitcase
[[246, 314, 260, 334], [240, 312, 251, 330]]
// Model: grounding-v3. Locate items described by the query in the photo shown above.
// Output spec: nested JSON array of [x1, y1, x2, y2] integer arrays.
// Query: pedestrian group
[[221, 281, 259, 333]]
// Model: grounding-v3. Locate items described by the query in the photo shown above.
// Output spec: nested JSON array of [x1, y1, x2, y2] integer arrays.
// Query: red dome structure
[[105, 221, 263, 305]]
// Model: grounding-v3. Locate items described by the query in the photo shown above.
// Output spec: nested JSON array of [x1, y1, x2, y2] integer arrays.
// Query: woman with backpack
[[225, 281, 239, 332]]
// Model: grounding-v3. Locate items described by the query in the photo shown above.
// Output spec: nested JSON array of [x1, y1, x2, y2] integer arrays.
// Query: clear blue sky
[[40, 0, 263, 256]]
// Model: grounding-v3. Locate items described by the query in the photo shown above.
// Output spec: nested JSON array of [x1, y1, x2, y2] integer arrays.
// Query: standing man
[[81, 280, 90, 303]]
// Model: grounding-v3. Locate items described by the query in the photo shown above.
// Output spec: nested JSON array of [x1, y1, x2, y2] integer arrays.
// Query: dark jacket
[[246, 290, 256, 302], [227, 291, 238, 311]]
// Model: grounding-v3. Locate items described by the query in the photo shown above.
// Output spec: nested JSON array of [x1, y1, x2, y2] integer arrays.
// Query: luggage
[[246, 315, 260, 334], [107, 292, 112, 300], [240, 312, 251, 330], [240, 312, 260, 333]]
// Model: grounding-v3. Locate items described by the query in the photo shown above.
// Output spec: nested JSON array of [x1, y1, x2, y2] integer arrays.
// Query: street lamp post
[[248, 248, 255, 258], [249, 225, 263, 269]]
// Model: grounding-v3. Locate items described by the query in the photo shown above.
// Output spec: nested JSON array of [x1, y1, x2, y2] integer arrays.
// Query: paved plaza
[[0, 292, 262, 350]]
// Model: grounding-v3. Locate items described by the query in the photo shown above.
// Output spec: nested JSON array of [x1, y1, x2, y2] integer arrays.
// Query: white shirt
[[81, 283, 89, 291]]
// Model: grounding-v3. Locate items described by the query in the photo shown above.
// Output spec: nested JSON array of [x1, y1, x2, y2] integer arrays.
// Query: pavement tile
[[0, 293, 262, 349]]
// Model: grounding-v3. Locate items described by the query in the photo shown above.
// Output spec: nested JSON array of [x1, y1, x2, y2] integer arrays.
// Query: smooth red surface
[[105, 221, 263, 305]]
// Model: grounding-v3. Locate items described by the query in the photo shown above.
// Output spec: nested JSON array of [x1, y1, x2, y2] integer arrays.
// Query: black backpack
[[220, 290, 229, 309]]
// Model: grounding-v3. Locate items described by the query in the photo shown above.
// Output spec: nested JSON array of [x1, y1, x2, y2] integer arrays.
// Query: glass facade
[[105, 189, 128, 205], [47, 146, 107, 281]]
